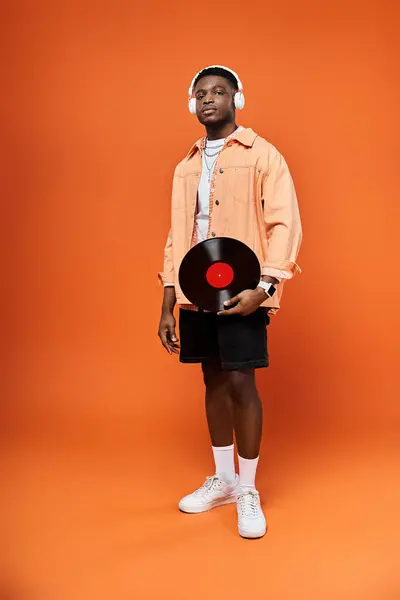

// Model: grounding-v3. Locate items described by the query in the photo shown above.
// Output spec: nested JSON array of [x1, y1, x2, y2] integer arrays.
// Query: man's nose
[[203, 93, 214, 104]]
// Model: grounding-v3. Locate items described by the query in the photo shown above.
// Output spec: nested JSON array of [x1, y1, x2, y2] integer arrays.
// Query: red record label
[[206, 262, 234, 288]]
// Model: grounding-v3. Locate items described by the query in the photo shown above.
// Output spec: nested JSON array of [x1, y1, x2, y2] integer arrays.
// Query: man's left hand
[[217, 288, 266, 317]]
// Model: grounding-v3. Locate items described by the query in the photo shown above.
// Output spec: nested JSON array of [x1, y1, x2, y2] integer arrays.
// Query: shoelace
[[193, 475, 223, 497], [237, 490, 261, 518]]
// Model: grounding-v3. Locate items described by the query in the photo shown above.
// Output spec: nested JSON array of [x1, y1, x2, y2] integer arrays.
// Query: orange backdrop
[[3, 1, 400, 599]]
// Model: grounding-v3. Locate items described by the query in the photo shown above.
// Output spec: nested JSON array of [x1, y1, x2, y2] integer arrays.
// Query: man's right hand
[[158, 310, 180, 355]]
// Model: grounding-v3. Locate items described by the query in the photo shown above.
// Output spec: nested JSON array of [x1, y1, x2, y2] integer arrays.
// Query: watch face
[[269, 285, 277, 297]]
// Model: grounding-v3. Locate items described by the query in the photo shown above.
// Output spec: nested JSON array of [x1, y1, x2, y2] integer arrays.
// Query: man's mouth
[[202, 107, 217, 115]]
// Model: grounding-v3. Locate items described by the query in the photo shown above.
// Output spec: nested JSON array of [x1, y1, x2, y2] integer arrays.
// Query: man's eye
[[196, 95, 204, 100], [216, 91, 224, 95]]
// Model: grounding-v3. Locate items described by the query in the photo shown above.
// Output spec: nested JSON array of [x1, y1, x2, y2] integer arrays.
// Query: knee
[[202, 363, 227, 390], [228, 370, 255, 405]]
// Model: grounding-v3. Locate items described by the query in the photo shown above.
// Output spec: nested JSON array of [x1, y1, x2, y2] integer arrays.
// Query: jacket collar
[[185, 127, 258, 159]]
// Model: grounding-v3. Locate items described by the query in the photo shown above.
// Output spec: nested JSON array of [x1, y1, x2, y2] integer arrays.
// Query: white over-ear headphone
[[188, 65, 245, 115]]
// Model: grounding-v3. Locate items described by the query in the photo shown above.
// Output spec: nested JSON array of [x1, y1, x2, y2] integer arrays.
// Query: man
[[158, 65, 302, 539]]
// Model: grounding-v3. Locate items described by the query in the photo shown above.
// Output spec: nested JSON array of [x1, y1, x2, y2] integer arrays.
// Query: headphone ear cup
[[188, 97, 197, 115], [234, 91, 245, 110]]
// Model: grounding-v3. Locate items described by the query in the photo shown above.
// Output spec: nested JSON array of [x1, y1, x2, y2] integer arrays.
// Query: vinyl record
[[178, 237, 261, 312]]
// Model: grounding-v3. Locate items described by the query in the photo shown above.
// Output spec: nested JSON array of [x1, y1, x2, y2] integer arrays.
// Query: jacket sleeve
[[158, 228, 175, 286], [158, 166, 181, 287], [260, 152, 302, 278]]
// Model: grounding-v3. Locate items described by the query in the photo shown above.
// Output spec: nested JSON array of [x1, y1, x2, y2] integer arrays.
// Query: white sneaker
[[237, 488, 267, 538], [178, 474, 239, 514]]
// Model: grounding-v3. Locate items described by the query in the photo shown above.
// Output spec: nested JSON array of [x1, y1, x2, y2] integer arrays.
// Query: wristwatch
[[257, 281, 277, 298]]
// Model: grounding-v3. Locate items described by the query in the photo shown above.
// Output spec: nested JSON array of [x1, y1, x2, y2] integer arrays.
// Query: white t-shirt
[[196, 138, 223, 242], [196, 126, 245, 243]]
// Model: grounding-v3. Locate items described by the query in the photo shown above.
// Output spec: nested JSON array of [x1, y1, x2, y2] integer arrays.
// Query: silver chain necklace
[[205, 142, 224, 157], [202, 128, 239, 182], [204, 154, 218, 182], [204, 148, 223, 157], [204, 140, 224, 182]]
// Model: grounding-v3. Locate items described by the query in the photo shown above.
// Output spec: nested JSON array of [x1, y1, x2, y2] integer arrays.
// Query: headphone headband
[[188, 64, 243, 97]]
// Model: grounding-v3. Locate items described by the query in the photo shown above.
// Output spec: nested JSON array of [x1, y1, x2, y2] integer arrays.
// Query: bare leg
[[229, 369, 262, 460], [202, 362, 234, 447]]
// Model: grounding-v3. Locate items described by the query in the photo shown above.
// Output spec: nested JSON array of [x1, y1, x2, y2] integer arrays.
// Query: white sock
[[212, 444, 236, 484], [238, 455, 259, 490]]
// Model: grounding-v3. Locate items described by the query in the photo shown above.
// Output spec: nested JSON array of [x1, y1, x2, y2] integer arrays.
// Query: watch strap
[[257, 281, 277, 297]]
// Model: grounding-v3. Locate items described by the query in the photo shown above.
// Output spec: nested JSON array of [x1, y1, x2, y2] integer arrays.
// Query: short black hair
[[193, 67, 238, 91]]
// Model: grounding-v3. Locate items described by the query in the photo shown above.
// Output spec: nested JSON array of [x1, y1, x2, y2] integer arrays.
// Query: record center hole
[[206, 262, 234, 289]]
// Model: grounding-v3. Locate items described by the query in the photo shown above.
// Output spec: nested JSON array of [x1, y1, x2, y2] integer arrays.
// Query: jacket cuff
[[158, 272, 175, 286], [261, 261, 302, 278]]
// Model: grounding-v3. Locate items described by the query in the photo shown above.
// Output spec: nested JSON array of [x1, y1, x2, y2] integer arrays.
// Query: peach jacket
[[158, 128, 302, 314]]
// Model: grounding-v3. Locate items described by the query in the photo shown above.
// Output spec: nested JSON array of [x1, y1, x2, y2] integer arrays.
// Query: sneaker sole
[[179, 494, 237, 514], [238, 524, 268, 539]]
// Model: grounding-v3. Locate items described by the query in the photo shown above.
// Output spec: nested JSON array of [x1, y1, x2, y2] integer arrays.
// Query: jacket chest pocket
[[173, 173, 200, 211], [231, 167, 250, 204]]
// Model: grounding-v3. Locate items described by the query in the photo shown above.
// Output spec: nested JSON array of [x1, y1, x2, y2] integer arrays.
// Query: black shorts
[[179, 308, 270, 371]]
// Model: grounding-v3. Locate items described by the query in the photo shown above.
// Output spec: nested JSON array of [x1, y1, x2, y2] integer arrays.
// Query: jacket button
[[215, 200, 220, 206], [211, 232, 216, 237], [219, 168, 224, 174]]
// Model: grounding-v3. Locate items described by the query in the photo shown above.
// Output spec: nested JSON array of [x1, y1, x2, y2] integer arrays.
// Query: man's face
[[194, 75, 236, 126]]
